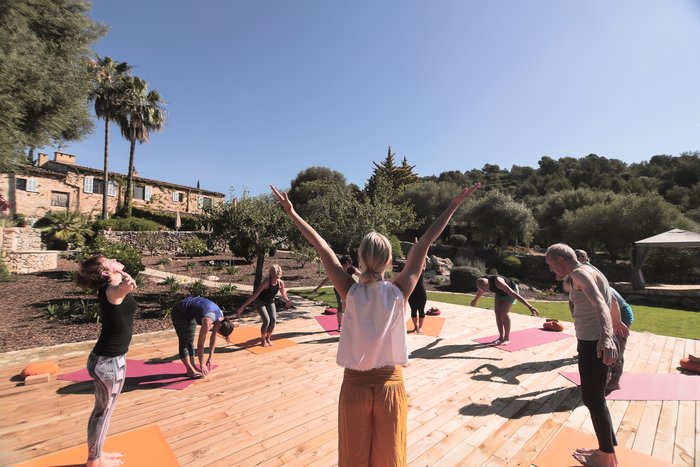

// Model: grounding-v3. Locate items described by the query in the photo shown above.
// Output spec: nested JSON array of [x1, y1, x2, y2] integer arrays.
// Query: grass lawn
[[294, 288, 700, 340]]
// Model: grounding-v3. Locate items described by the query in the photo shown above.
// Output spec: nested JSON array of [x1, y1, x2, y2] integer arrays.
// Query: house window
[[16, 178, 38, 192], [51, 191, 69, 208], [83, 176, 116, 196], [198, 196, 213, 208], [172, 191, 184, 203], [133, 185, 145, 200], [92, 178, 104, 195], [133, 185, 152, 201]]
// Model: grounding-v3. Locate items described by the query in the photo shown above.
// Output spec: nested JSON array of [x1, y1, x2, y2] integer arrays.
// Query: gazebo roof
[[635, 228, 700, 248]]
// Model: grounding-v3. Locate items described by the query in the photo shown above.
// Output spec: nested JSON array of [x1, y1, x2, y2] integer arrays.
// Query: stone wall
[[1, 227, 42, 252], [6, 251, 58, 274], [101, 230, 228, 254], [1, 227, 58, 274]]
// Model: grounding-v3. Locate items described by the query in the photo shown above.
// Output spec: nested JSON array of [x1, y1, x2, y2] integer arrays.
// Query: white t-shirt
[[336, 281, 408, 371]]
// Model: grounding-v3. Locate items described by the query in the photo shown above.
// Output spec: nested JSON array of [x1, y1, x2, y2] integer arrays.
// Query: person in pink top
[[272, 183, 480, 467]]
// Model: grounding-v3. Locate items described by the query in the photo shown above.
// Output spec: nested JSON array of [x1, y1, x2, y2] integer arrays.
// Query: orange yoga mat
[[406, 316, 446, 337], [532, 426, 675, 467], [222, 325, 297, 354], [13, 424, 177, 467]]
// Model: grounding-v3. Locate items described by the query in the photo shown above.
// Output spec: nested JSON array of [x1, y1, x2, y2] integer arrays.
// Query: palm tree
[[35, 211, 93, 250], [117, 76, 166, 217], [88, 56, 132, 220]]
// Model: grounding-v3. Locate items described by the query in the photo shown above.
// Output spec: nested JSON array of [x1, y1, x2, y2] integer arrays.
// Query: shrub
[[189, 279, 207, 296], [429, 275, 448, 286], [449, 234, 468, 247], [35, 211, 94, 249], [180, 237, 208, 257], [136, 233, 166, 256], [163, 275, 181, 293], [0, 258, 13, 282], [388, 235, 404, 260], [291, 244, 318, 268], [225, 265, 238, 276], [450, 266, 483, 292], [185, 261, 197, 271], [44, 300, 100, 323], [96, 216, 162, 232], [217, 283, 237, 295], [158, 257, 172, 266], [488, 255, 523, 278], [74, 235, 144, 277]]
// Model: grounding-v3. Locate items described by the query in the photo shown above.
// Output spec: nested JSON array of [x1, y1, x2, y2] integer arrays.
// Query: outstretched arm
[[394, 183, 481, 297], [271, 186, 354, 299], [236, 282, 267, 316], [470, 288, 485, 307], [312, 276, 331, 294]]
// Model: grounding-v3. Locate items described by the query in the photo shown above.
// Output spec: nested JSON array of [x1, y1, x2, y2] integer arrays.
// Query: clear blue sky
[[56, 0, 700, 198]]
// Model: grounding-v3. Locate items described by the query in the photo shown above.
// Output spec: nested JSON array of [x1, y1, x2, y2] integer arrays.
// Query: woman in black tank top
[[236, 264, 293, 347], [75, 255, 137, 467]]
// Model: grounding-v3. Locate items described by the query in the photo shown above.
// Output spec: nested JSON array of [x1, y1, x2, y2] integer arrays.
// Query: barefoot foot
[[87, 454, 124, 467], [572, 448, 617, 467]]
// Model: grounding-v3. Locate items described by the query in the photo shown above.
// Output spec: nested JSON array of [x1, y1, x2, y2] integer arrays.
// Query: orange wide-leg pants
[[338, 366, 407, 467]]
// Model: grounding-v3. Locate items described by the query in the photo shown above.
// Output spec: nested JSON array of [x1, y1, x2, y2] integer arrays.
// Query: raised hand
[[119, 270, 136, 289], [451, 182, 481, 208], [271, 186, 293, 214]]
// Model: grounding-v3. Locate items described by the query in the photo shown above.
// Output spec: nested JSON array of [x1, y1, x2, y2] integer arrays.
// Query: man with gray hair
[[545, 243, 628, 467]]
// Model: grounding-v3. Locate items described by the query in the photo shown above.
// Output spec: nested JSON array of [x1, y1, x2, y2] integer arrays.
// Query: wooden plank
[[0, 307, 696, 467]]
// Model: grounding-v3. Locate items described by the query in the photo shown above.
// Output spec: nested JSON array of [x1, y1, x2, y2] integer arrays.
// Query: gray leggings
[[255, 299, 277, 334], [87, 352, 126, 460]]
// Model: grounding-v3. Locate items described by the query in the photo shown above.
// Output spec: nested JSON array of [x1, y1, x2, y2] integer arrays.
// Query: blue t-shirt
[[610, 288, 634, 327], [179, 297, 223, 324]]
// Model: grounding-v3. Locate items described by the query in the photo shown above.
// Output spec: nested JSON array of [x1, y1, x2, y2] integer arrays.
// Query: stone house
[[0, 151, 225, 223]]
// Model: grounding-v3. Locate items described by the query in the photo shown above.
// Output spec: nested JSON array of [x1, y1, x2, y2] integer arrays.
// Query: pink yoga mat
[[58, 359, 216, 390], [315, 314, 341, 336], [473, 327, 573, 351], [560, 372, 700, 400]]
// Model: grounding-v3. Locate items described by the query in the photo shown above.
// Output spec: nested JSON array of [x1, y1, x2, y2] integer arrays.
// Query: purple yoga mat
[[559, 372, 700, 400], [473, 327, 573, 351], [315, 314, 340, 336], [58, 359, 217, 390]]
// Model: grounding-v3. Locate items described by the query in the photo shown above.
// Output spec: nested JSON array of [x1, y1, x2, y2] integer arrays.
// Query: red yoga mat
[[315, 314, 341, 336], [473, 327, 573, 351], [12, 423, 178, 467], [560, 372, 700, 400], [58, 359, 216, 390]]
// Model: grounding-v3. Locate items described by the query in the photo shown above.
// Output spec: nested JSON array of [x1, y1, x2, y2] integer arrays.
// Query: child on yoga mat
[[470, 275, 539, 345], [171, 296, 234, 377], [236, 264, 292, 347], [272, 182, 480, 467], [75, 255, 137, 467]]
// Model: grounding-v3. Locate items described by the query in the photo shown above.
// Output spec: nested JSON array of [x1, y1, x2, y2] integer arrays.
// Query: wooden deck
[[0, 300, 697, 466]]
